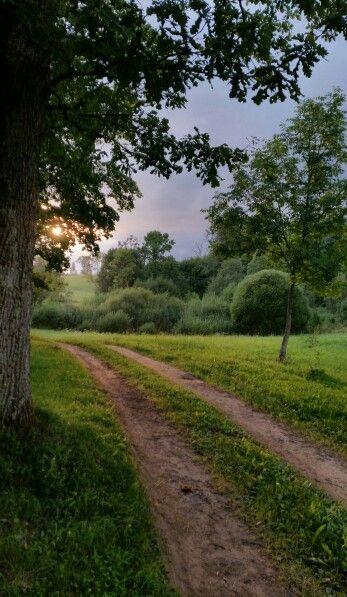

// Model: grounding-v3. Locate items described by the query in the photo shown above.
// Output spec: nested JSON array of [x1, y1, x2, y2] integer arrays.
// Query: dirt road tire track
[[60, 343, 287, 596], [109, 345, 347, 508]]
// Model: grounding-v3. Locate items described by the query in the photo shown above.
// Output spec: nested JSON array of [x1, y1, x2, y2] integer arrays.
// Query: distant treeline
[[32, 230, 347, 335]]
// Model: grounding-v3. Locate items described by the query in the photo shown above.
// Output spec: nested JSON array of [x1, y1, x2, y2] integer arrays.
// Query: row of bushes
[[32, 270, 335, 335], [33, 287, 185, 333]]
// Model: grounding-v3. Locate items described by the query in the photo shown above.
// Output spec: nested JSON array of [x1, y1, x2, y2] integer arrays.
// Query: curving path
[[109, 345, 347, 507], [60, 343, 288, 596]]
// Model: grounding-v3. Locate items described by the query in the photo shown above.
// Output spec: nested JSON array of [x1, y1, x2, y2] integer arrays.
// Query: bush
[[32, 302, 83, 329], [176, 294, 232, 334], [101, 288, 153, 329], [231, 270, 310, 335], [176, 315, 231, 335], [221, 282, 237, 302], [308, 310, 323, 332], [144, 294, 185, 331], [307, 307, 341, 333], [95, 287, 184, 332], [340, 299, 347, 324], [246, 254, 271, 276], [79, 318, 95, 331], [178, 255, 221, 297], [138, 322, 157, 334], [208, 257, 245, 295], [136, 276, 179, 296], [95, 310, 132, 333]]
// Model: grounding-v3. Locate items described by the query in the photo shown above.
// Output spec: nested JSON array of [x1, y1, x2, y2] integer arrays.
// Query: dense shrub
[[340, 299, 347, 324], [176, 294, 232, 334], [96, 310, 132, 333], [96, 287, 184, 332], [144, 294, 185, 331], [178, 255, 221, 297], [101, 287, 153, 329], [221, 282, 237, 302], [208, 257, 245, 295], [79, 317, 95, 331], [246, 254, 271, 276], [138, 322, 157, 334], [32, 302, 83, 329], [231, 270, 310, 335], [307, 309, 338, 333], [76, 303, 104, 330], [136, 276, 179, 296], [307, 310, 323, 332]]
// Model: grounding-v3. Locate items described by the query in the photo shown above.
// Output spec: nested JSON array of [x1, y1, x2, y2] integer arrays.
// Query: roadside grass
[[33, 332, 347, 595], [109, 333, 347, 457], [0, 339, 173, 596], [39, 330, 347, 457], [64, 274, 96, 304]]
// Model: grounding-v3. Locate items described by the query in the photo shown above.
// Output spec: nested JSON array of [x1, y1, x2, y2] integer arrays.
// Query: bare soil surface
[[61, 343, 287, 596], [110, 345, 347, 508]]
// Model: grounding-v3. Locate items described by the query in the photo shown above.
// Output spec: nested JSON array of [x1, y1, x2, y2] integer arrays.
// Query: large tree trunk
[[279, 282, 295, 363], [0, 8, 49, 429]]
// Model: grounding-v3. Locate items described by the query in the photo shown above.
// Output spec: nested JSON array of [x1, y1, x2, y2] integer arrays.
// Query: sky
[[82, 35, 347, 262]]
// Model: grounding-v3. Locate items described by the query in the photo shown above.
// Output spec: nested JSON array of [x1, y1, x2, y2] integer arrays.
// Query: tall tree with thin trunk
[[1, 2, 347, 428], [206, 90, 347, 361]]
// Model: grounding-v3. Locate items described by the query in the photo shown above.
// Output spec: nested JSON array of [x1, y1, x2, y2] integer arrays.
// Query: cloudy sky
[[97, 35, 347, 261]]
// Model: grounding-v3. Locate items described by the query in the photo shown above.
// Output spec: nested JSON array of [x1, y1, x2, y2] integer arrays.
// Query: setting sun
[[52, 225, 62, 236]]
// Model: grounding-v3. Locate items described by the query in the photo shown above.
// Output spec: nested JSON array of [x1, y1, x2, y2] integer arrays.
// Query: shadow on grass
[[0, 408, 171, 596], [306, 368, 347, 389]]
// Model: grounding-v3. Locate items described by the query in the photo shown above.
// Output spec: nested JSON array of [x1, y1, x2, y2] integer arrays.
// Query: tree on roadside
[[1, 2, 346, 428], [206, 90, 347, 361]]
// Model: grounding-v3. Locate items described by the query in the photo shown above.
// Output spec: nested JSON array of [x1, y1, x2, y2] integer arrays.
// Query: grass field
[[0, 340, 172, 595], [111, 332, 347, 456], [64, 274, 96, 304], [33, 330, 347, 594], [35, 331, 347, 457]]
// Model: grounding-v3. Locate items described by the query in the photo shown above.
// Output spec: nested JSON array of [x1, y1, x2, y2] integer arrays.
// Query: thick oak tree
[[0, 0, 346, 428]]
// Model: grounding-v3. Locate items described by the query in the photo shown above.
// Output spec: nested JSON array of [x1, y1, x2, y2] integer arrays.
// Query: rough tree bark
[[0, 8, 49, 429], [279, 282, 295, 363]]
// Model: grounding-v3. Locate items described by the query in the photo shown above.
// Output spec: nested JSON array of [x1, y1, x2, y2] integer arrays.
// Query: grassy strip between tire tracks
[[34, 331, 347, 458], [107, 333, 347, 458], [0, 339, 174, 596], [44, 334, 347, 596]]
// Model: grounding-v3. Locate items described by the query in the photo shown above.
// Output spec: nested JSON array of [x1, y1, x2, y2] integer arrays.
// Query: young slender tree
[[0, 2, 346, 428], [206, 90, 347, 361]]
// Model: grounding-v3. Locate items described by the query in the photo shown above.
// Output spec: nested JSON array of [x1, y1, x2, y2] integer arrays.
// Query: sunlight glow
[[52, 225, 62, 236]]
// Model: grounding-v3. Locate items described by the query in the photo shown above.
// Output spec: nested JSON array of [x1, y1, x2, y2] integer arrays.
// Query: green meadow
[[35, 331, 347, 457], [27, 331, 347, 594], [64, 274, 96, 304]]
